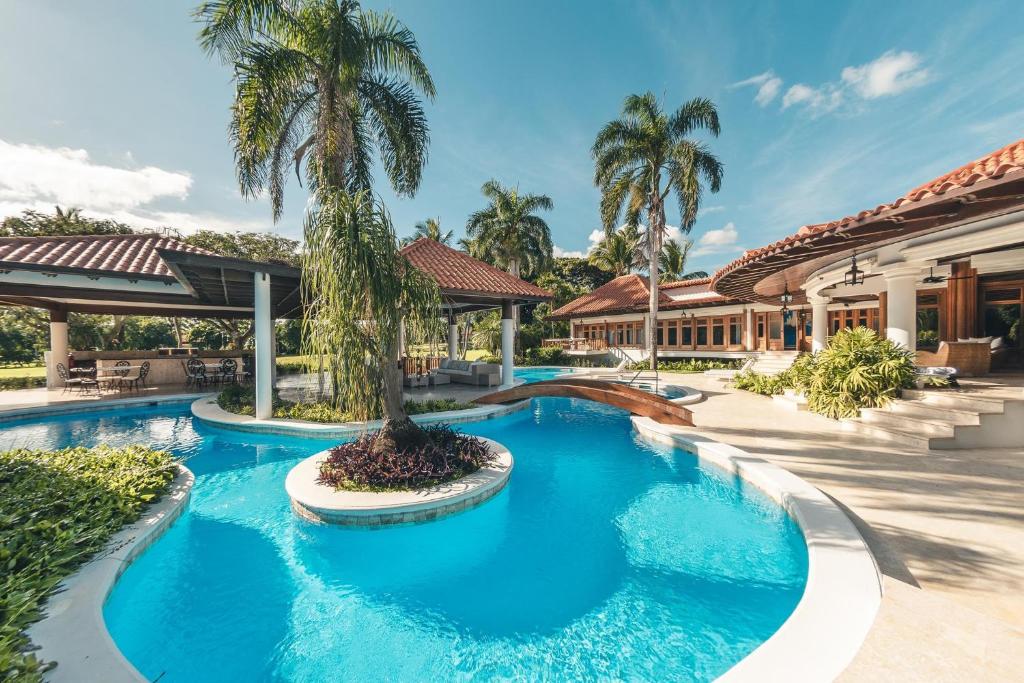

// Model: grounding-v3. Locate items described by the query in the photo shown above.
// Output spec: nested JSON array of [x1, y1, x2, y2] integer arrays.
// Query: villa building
[[549, 137, 1024, 375]]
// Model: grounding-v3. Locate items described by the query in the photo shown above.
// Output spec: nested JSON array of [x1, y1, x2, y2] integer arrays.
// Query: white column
[[884, 266, 920, 352], [254, 272, 273, 419], [501, 300, 514, 386], [397, 319, 406, 360], [810, 296, 830, 352], [447, 316, 459, 359], [744, 308, 754, 350], [46, 311, 68, 389]]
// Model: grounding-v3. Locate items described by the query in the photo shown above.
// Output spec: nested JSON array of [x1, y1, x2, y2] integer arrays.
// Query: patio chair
[[56, 362, 96, 394], [110, 360, 132, 391], [220, 358, 238, 384], [185, 358, 207, 387], [119, 361, 150, 392]]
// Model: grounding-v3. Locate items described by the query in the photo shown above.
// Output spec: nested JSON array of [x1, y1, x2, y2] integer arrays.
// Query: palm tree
[[196, 0, 435, 221], [593, 92, 723, 369], [198, 0, 438, 448], [402, 217, 452, 246], [658, 238, 708, 283], [466, 180, 553, 353], [466, 180, 554, 280], [589, 227, 641, 276]]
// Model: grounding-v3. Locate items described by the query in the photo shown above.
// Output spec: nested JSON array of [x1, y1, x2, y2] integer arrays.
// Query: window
[[712, 318, 725, 346], [769, 316, 782, 339], [916, 293, 942, 350], [696, 319, 708, 347], [656, 325, 663, 346], [982, 283, 1023, 348], [682, 321, 693, 347], [729, 318, 742, 346]]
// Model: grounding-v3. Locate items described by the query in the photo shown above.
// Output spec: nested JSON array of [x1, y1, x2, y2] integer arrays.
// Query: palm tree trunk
[[374, 325, 425, 454], [647, 204, 663, 371]]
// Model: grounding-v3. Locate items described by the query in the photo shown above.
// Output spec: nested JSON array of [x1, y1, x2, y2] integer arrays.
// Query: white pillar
[[884, 266, 920, 352], [46, 311, 68, 389], [254, 272, 273, 419], [447, 316, 459, 359], [501, 300, 514, 386], [398, 319, 406, 360], [810, 296, 830, 352], [744, 307, 754, 350]]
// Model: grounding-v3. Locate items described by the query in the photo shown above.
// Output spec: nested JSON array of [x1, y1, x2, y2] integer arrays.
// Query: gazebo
[[0, 234, 550, 419], [399, 238, 552, 385]]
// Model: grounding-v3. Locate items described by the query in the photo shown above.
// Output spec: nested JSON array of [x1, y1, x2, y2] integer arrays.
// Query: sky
[[1, 0, 1022, 274]]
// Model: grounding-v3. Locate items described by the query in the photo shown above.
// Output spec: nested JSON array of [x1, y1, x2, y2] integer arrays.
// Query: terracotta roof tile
[[0, 234, 214, 279], [658, 276, 713, 291], [712, 137, 1024, 293], [549, 274, 669, 319], [400, 238, 551, 300]]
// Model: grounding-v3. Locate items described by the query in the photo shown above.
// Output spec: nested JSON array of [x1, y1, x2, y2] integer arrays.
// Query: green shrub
[[0, 445, 177, 681], [0, 376, 47, 391], [520, 346, 569, 366], [731, 327, 915, 419], [404, 398, 476, 415], [628, 358, 741, 373]]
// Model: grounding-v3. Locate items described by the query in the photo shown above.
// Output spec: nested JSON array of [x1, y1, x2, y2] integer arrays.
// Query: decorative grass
[[0, 445, 176, 681]]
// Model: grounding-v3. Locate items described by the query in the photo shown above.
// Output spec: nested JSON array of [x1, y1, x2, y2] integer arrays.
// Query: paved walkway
[[668, 373, 1024, 681]]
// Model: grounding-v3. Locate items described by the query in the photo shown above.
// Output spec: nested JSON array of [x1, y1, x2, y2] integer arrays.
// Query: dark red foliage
[[317, 425, 495, 491]]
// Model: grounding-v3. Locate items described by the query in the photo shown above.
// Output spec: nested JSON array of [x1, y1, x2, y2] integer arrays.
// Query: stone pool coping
[[0, 392, 213, 423], [631, 417, 882, 682], [286, 437, 513, 526], [26, 464, 195, 683], [191, 395, 531, 438]]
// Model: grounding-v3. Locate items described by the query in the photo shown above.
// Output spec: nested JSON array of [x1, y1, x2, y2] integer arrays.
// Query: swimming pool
[[2, 398, 807, 681]]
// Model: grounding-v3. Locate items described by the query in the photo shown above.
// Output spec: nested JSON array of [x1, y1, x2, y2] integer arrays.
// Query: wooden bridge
[[475, 377, 694, 426]]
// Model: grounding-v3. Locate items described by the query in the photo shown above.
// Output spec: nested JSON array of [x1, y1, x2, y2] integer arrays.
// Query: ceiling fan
[[921, 267, 947, 284]]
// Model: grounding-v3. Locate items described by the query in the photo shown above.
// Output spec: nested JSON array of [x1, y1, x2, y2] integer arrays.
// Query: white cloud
[[697, 205, 726, 218], [553, 245, 585, 258], [731, 71, 783, 107], [782, 83, 843, 113], [841, 50, 929, 99], [691, 222, 741, 257], [0, 138, 266, 234]]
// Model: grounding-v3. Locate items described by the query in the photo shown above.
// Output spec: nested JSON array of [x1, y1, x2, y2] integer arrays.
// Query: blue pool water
[[514, 366, 573, 383], [0, 399, 807, 681]]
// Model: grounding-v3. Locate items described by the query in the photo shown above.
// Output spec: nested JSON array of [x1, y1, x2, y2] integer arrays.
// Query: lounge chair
[[704, 357, 755, 380]]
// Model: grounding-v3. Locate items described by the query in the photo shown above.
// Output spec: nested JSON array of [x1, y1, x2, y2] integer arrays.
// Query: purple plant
[[318, 425, 495, 491]]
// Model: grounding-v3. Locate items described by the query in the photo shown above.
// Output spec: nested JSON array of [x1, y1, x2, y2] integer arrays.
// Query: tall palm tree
[[197, 0, 438, 448], [593, 93, 723, 369], [658, 238, 708, 283], [196, 0, 435, 221], [466, 180, 554, 280], [402, 217, 452, 246], [589, 227, 641, 276]]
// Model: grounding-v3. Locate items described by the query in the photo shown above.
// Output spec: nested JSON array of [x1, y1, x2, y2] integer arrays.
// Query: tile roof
[[712, 137, 1024, 295], [549, 273, 669, 319], [0, 234, 214, 279], [659, 276, 713, 291], [400, 238, 551, 300]]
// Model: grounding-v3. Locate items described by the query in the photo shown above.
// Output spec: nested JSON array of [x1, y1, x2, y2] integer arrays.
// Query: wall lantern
[[844, 253, 865, 286]]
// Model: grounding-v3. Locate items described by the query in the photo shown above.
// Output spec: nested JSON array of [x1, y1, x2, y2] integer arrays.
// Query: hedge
[[0, 445, 177, 681], [0, 377, 47, 391]]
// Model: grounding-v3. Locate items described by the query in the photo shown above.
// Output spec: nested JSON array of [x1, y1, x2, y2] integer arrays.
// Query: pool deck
[[668, 372, 1024, 681]]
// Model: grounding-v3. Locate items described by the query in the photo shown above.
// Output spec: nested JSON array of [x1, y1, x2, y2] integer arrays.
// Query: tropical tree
[[466, 180, 553, 353], [593, 92, 723, 368], [402, 217, 451, 246], [658, 238, 707, 283], [197, 0, 438, 448], [589, 226, 641, 276]]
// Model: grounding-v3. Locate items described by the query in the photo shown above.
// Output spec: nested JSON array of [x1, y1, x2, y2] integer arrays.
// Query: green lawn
[[0, 365, 45, 379]]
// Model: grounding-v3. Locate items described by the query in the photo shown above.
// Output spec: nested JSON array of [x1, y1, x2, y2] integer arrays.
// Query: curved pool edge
[[286, 437, 513, 526], [26, 464, 195, 683], [190, 395, 532, 438], [630, 417, 882, 682]]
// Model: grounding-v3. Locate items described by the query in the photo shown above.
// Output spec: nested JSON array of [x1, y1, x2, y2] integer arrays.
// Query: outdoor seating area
[[54, 360, 153, 394]]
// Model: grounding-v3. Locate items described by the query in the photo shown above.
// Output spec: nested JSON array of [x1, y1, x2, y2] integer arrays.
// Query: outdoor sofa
[[436, 359, 501, 386]]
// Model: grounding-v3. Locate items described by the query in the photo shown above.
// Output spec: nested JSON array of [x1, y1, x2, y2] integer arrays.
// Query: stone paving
[[667, 372, 1024, 681]]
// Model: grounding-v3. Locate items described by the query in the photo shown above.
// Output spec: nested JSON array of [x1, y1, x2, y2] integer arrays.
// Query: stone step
[[841, 419, 933, 449], [901, 389, 1007, 414], [859, 408, 957, 438], [882, 400, 983, 426]]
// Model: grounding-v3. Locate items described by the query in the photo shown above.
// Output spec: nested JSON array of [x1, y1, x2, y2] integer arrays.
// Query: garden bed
[[0, 445, 177, 681]]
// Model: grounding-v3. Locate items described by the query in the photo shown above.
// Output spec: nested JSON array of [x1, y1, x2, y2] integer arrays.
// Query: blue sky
[[1, 0, 1022, 273]]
